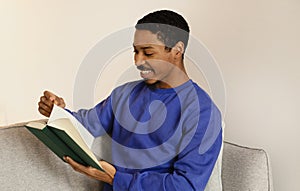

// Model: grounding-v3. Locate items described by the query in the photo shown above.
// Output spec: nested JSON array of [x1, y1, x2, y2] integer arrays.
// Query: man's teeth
[[141, 70, 152, 74]]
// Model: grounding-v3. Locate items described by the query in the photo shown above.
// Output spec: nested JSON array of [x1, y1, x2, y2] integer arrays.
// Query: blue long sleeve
[[69, 80, 223, 191], [69, 97, 113, 137], [112, 129, 222, 191]]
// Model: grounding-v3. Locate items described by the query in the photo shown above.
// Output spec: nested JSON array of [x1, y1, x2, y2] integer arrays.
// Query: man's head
[[135, 10, 190, 54], [133, 10, 190, 88]]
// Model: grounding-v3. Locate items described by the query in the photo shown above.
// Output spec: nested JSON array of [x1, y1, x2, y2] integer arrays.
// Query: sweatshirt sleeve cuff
[[113, 171, 133, 190]]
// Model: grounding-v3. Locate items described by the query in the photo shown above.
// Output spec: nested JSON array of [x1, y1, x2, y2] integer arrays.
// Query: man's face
[[133, 29, 177, 89]]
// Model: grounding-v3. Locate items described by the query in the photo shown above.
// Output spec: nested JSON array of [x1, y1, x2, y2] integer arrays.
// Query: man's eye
[[145, 53, 153, 57]]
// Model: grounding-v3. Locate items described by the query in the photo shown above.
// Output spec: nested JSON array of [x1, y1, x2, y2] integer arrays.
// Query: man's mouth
[[137, 65, 154, 78], [140, 69, 154, 79], [141, 70, 152, 75]]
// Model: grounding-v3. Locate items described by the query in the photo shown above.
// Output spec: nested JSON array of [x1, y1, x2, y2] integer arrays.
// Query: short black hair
[[135, 10, 190, 52]]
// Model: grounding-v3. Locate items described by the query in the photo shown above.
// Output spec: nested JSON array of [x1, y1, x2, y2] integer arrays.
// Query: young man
[[38, 10, 222, 191]]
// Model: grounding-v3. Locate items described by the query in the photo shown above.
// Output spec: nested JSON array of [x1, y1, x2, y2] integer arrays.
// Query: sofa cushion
[[0, 125, 103, 191]]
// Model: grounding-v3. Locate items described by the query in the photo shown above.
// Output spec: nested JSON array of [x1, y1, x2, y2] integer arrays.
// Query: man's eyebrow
[[133, 44, 155, 50]]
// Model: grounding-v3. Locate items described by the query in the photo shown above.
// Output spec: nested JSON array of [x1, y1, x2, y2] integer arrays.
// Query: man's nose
[[135, 55, 146, 67], [135, 60, 146, 67]]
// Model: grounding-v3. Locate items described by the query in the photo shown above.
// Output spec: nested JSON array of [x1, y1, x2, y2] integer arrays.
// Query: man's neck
[[154, 65, 190, 89]]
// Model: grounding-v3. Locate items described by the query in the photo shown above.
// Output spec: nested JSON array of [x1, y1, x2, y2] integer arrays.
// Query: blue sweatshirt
[[71, 80, 222, 191]]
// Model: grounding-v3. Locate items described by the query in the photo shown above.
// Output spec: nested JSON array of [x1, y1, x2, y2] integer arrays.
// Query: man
[[38, 10, 222, 191]]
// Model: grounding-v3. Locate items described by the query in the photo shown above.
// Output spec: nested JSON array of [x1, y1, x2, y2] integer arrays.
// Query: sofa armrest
[[222, 141, 273, 191]]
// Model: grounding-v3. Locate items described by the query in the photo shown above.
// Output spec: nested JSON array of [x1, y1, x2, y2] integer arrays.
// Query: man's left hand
[[64, 156, 116, 185]]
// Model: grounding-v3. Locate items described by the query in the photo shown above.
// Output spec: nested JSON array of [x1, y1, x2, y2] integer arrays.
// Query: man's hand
[[38, 91, 66, 117], [64, 156, 116, 185]]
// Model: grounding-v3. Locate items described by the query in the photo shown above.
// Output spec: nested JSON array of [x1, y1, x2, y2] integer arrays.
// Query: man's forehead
[[133, 29, 165, 47]]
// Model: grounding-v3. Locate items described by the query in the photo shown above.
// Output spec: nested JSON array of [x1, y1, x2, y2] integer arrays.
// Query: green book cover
[[49, 125, 102, 171], [26, 124, 86, 165], [25, 105, 103, 171]]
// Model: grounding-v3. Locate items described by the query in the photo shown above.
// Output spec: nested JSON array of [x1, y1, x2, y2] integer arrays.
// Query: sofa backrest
[[222, 141, 273, 191]]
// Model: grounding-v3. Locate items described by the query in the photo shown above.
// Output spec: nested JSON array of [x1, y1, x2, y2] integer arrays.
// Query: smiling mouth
[[137, 65, 154, 78], [139, 68, 154, 79], [141, 70, 152, 74]]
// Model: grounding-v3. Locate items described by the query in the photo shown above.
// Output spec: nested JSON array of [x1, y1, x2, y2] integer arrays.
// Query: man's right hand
[[38, 91, 66, 117]]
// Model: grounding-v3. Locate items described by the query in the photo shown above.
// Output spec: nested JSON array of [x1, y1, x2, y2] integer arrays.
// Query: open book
[[25, 105, 103, 171]]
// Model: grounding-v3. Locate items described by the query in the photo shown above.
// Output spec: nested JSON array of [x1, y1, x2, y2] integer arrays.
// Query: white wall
[[1, 0, 299, 190]]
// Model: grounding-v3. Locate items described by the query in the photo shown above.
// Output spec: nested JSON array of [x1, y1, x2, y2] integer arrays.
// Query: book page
[[25, 121, 47, 130], [49, 105, 94, 149]]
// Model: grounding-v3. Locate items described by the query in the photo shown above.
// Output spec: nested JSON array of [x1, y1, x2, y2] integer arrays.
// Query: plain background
[[1, 0, 299, 190]]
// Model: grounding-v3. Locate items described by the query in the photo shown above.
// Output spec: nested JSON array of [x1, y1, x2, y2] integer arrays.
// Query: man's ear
[[172, 41, 185, 58]]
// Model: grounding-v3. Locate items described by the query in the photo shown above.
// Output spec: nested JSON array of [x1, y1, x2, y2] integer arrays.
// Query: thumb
[[53, 99, 59, 105], [99, 161, 116, 179], [44, 91, 57, 102], [56, 97, 66, 108]]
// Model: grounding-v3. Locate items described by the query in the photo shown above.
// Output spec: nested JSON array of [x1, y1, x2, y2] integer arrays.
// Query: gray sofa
[[0, 123, 273, 191]]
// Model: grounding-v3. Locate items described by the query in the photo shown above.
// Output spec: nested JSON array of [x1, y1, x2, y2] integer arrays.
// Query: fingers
[[64, 156, 114, 185], [38, 107, 51, 117], [38, 90, 66, 117], [99, 160, 116, 179], [46, 90, 66, 108], [39, 96, 53, 110], [44, 90, 57, 101], [55, 97, 66, 108], [38, 95, 54, 117], [64, 156, 85, 172]]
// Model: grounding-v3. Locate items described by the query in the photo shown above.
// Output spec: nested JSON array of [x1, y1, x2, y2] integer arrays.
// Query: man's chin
[[143, 79, 172, 89], [143, 79, 158, 85]]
